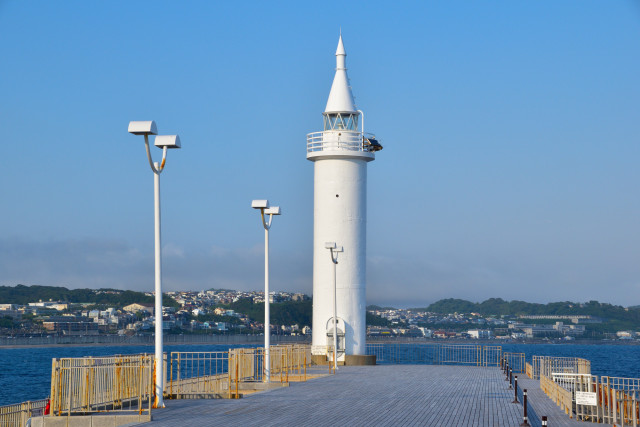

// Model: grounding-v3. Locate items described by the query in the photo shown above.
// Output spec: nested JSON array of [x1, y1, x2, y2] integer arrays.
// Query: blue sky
[[0, 1, 639, 308]]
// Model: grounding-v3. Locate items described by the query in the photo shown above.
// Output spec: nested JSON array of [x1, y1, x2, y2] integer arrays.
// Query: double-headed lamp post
[[251, 199, 281, 383], [128, 120, 181, 409], [325, 242, 342, 373]]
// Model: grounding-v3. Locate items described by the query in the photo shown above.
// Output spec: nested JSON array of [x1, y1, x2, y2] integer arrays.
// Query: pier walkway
[[130, 365, 576, 427], [517, 374, 588, 426]]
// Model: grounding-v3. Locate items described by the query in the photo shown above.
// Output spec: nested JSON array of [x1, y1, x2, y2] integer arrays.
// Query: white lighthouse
[[307, 36, 382, 361]]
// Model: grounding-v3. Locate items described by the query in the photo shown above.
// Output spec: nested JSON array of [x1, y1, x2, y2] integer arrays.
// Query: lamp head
[[325, 242, 336, 250], [265, 206, 281, 215], [128, 121, 158, 136], [251, 200, 269, 209], [154, 135, 181, 149]]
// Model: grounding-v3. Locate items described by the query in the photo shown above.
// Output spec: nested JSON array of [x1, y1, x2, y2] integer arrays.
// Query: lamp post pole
[[251, 200, 281, 383], [128, 121, 181, 409], [153, 160, 163, 408], [326, 243, 342, 373], [264, 217, 270, 382], [332, 250, 337, 372]]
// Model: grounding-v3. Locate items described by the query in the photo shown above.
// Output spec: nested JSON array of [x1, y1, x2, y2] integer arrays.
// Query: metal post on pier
[[509, 368, 513, 389], [520, 389, 530, 426], [541, 415, 547, 426], [506, 363, 510, 381], [513, 376, 519, 403], [633, 391, 638, 426]]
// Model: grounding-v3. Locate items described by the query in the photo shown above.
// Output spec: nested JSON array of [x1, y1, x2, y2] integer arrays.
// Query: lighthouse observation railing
[[307, 131, 378, 153]]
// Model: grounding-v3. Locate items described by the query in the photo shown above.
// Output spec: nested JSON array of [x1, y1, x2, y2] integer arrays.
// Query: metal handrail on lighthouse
[[306, 131, 380, 153]]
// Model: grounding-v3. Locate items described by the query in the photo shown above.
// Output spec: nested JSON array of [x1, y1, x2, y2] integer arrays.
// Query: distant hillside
[[220, 298, 391, 328], [366, 311, 392, 327], [0, 284, 179, 308], [412, 298, 640, 320], [367, 304, 397, 311], [223, 298, 312, 327]]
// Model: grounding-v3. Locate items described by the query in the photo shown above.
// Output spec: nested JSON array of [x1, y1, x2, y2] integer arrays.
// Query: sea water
[[501, 343, 640, 378], [1, 343, 639, 406]]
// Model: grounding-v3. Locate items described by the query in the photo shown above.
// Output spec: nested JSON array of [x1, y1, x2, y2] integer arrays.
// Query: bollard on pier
[[520, 389, 530, 426]]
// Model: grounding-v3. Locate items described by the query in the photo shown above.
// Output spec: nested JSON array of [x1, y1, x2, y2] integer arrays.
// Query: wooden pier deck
[[129, 365, 587, 427], [516, 374, 591, 426]]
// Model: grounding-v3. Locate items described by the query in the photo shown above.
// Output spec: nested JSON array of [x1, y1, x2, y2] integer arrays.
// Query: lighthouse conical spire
[[336, 34, 346, 59], [324, 35, 357, 114]]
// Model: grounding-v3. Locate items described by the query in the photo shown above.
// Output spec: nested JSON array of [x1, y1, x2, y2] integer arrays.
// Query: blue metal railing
[[366, 343, 502, 366]]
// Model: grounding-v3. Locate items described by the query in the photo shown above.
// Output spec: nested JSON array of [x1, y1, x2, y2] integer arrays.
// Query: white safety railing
[[597, 376, 640, 426], [551, 372, 593, 392], [307, 131, 378, 154], [530, 355, 591, 380]]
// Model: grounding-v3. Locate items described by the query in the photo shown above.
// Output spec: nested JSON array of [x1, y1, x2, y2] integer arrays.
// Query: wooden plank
[[134, 366, 535, 426], [516, 375, 597, 426]]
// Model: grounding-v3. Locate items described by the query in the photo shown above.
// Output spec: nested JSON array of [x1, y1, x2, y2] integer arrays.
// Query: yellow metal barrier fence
[[598, 376, 640, 426], [270, 344, 311, 382], [168, 345, 313, 400], [0, 399, 48, 427], [525, 362, 533, 379], [1, 345, 311, 426], [168, 351, 229, 399], [540, 372, 574, 417], [482, 346, 502, 367], [50, 353, 154, 417], [535, 357, 640, 425], [503, 352, 526, 373]]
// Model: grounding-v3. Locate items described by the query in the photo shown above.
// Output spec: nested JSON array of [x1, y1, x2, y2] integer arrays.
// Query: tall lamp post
[[325, 242, 342, 373], [251, 199, 281, 383], [128, 120, 181, 408]]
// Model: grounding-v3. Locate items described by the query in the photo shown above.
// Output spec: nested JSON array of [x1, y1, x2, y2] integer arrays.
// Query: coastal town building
[[123, 303, 155, 315], [0, 288, 637, 342]]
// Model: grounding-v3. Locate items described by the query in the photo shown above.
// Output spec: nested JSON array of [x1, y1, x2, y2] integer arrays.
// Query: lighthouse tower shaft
[[307, 36, 381, 357]]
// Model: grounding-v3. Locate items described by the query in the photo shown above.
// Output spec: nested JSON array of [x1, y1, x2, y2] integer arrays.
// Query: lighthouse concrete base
[[312, 354, 376, 366], [345, 355, 376, 365]]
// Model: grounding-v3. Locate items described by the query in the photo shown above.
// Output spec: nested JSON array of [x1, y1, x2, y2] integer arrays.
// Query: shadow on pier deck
[[129, 365, 584, 427]]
